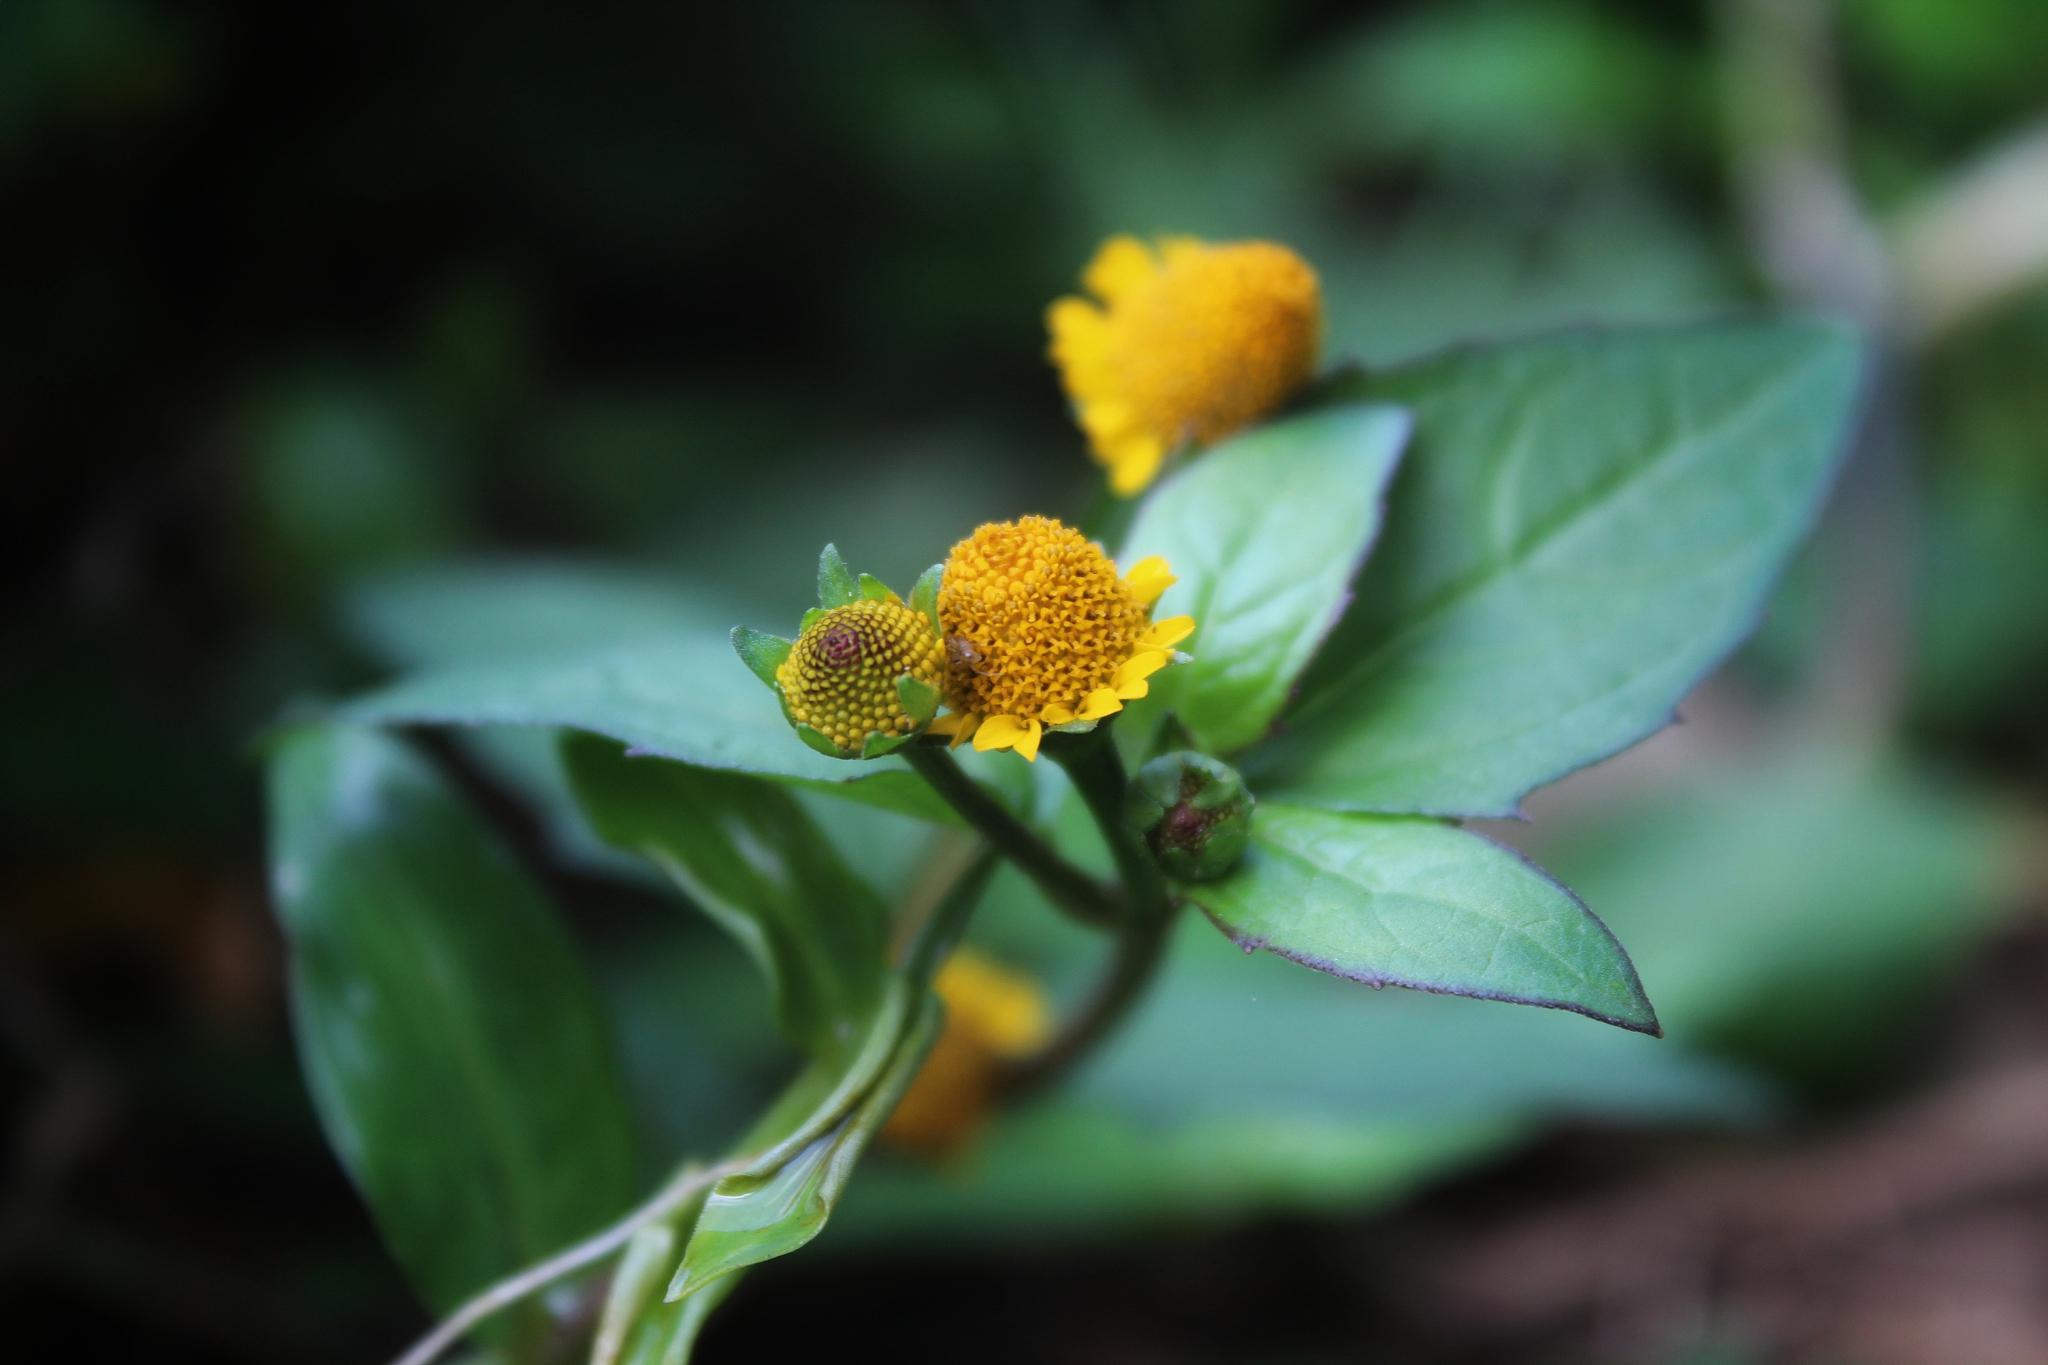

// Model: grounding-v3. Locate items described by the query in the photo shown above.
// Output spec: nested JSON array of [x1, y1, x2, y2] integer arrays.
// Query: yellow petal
[[973, 714, 1027, 753], [1113, 650, 1170, 698], [1157, 234, 1206, 267], [1041, 703, 1076, 726], [931, 712, 980, 748], [1079, 400, 1134, 445], [1083, 235, 1158, 303], [1012, 718, 1043, 762], [1046, 297, 1108, 364], [1140, 615, 1195, 649], [1122, 555, 1177, 607], [1107, 435, 1165, 496], [1078, 688, 1124, 721]]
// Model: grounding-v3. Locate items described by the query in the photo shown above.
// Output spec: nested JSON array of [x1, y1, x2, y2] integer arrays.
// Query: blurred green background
[[7, 1, 2047, 1361]]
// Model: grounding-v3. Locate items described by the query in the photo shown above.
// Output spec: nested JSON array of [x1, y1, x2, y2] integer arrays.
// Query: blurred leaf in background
[[267, 724, 635, 1341]]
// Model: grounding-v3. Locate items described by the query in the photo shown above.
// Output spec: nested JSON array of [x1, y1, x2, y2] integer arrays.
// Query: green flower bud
[[1123, 751, 1253, 882]]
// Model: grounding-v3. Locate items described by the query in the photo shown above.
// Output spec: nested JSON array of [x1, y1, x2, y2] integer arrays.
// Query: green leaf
[[1187, 801, 1658, 1034], [908, 563, 942, 633], [840, 915, 1763, 1244], [816, 544, 857, 608], [591, 928, 921, 1362], [562, 734, 889, 1057], [856, 572, 894, 601], [616, 1003, 912, 1355], [265, 725, 633, 1325], [729, 626, 790, 690], [331, 626, 954, 821], [593, 1223, 681, 1365], [1250, 321, 1865, 816], [342, 558, 731, 671], [1122, 403, 1411, 754], [896, 673, 939, 724], [615, 1274, 738, 1365], [669, 995, 941, 1300]]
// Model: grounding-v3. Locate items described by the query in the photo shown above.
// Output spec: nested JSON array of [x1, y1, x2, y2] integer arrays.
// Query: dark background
[[8, 1, 2048, 1360]]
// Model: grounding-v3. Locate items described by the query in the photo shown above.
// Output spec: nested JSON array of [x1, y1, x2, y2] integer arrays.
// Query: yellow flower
[[1048, 234, 1322, 496], [776, 598, 945, 757], [927, 516, 1195, 761], [883, 949, 1050, 1157]]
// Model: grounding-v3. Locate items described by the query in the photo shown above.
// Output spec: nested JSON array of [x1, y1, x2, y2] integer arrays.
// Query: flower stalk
[[902, 744, 1122, 929], [1004, 727, 1180, 1096]]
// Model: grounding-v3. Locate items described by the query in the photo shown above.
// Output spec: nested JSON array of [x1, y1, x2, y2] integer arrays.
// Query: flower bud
[[1123, 751, 1253, 882], [776, 598, 944, 758]]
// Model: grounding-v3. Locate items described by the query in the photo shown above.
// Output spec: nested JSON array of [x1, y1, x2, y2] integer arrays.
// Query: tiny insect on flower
[[882, 949, 1050, 1157], [928, 515, 1195, 761], [1048, 234, 1322, 496]]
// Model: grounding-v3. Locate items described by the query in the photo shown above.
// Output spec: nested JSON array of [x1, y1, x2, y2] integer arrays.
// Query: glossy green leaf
[[593, 1223, 680, 1365], [265, 725, 633, 1325], [1251, 321, 1864, 816], [669, 995, 941, 1300], [1122, 403, 1410, 754], [840, 917, 1763, 1244], [342, 558, 731, 669], [593, 971, 916, 1363], [339, 560, 766, 876], [1189, 801, 1657, 1033], [816, 544, 857, 608], [562, 734, 889, 1058], [616, 1275, 737, 1365], [729, 627, 789, 689], [856, 572, 893, 601], [331, 626, 954, 821]]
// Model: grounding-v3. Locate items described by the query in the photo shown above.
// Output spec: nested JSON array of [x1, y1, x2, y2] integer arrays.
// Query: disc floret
[[929, 515, 1193, 762], [778, 599, 943, 756], [732, 545, 946, 759]]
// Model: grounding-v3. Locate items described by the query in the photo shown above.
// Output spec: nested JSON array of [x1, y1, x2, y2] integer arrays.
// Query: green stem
[[1057, 729, 1172, 913], [387, 1154, 752, 1365], [1007, 729, 1179, 1096], [904, 744, 1122, 929]]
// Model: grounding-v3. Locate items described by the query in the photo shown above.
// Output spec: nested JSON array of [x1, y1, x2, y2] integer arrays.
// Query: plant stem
[[903, 744, 1122, 929], [1007, 729, 1179, 1096], [1057, 728, 1171, 914], [387, 1154, 754, 1365]]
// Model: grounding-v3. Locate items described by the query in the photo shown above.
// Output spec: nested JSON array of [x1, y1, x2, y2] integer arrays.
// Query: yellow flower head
[[1048, 234, 1322, 496], [775, 598, 945, 757], [928, 515, 1194, 761], [883, 949, 1050, 1157]]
